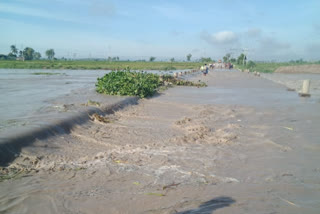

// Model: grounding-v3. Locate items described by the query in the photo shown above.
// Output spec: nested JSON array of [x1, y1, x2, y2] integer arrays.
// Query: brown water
[[0, 70, 319, 214]]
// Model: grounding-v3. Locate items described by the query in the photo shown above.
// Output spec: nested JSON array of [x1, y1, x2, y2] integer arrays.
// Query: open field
[[0, 60, 202, 70], [2, 60, 320, 73], [235, 62, 320, 73]]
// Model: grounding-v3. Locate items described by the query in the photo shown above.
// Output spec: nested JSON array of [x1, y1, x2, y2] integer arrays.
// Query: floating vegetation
[[96, 69, 161, 98], [89, 113, 112, 123], [96, 69, 207, 98], [87, 100, 101, 107], [0, 168, 28, 182]]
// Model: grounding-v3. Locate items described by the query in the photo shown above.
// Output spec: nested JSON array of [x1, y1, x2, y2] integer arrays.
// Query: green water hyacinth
[[96, 69, 161, 98], [96, 69, 207, 98]]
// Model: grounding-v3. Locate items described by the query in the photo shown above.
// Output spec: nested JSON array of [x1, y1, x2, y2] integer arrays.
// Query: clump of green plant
[[96, 69, 207, 98], [96, 69, 161, 98], [161, 74, 207, 87]]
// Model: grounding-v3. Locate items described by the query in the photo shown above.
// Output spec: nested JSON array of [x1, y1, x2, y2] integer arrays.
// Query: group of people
[[200, 61, 234, 76], [200, 64, 209, 76]]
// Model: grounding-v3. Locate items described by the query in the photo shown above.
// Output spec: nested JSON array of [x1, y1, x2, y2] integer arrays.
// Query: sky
[[1, 0, 320, 61]]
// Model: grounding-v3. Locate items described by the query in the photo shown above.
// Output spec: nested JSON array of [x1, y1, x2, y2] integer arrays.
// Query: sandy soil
[[275, 64, 320, 74], [1, 70, 320, 214]]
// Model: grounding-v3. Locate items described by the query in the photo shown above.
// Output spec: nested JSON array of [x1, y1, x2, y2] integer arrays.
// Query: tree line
[[0, 45, 55, 61]]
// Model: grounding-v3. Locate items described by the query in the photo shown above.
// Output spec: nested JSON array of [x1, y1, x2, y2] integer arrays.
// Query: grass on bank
[[235, 61, 320, 73], [96, 69, 207, 98], [0, 60, 202, 70]]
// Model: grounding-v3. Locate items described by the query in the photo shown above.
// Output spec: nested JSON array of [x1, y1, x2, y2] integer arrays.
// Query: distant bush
[[246, 60, 256, 69]]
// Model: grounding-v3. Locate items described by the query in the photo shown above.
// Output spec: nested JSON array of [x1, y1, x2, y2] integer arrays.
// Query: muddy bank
[[1, 70, 320, 214], [275, 64, 320, 74]]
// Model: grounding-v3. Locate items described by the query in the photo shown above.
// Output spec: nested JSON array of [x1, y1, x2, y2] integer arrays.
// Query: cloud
[[201, 31, 238, 45], [89, 0, 116, 17], [191, 48, 200, 53], [0, 2, 84, 24], [258, 37, 291, 51], [304, 43, 320, 59], [246, 28, 262, 37]]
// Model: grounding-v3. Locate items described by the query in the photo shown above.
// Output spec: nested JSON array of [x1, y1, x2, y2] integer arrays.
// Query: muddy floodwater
[[0, 69, 320, 214], [0, 69, 177, 140], [0, 69, 106, 132]]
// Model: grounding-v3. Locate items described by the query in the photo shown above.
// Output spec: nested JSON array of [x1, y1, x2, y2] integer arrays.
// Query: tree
[[33, 52, 41, 60], [45, 49, 55, 60], [200, 57, 212, 63], [0, 54, 8, 60], [23, 47, 35, 60], [237, 53, 246, 65], [10, 45, 18, 55], [7, 53, 17, 59], [223, 56, 228, 63], [223, 53, 231, 62], [230, 58, 236, 63], [149, 56, 156, 62], [186, 54, 192, 61], [170, 57, 175, 62]]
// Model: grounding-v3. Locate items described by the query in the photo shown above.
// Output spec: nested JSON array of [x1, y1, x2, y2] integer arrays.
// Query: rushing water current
[[0, 69, 109, 132], [0, 69, 179, 138]]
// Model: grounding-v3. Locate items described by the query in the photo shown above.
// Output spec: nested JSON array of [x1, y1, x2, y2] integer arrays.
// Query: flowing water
[[0, 69, 319, 213], [0, 69, 179, 138], [0, 69, 107, 132]]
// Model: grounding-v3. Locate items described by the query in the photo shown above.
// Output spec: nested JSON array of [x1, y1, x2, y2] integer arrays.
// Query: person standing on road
[[202, 64, 209, 76]]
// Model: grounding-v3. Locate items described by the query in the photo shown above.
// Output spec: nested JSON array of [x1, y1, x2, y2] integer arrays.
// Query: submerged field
[[0, 60, 202, 70]]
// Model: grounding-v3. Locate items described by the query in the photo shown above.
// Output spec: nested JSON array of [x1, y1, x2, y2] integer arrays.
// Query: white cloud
[[213, 31, 238, 44], [201, 31, 238, 45]]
